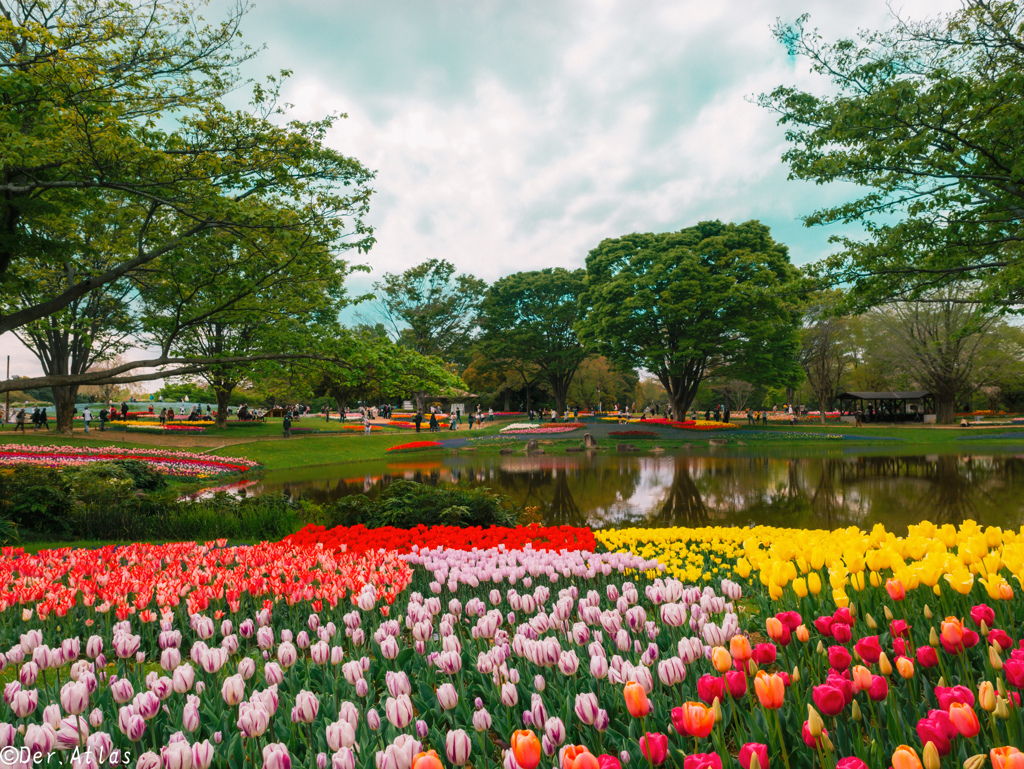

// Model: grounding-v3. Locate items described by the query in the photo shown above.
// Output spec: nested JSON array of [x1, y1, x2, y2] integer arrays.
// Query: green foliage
[[761, 4, 1024, 311], [0, 467, 73, 538], [112, 460, 167, 492], [318, 480, 519, 529], [479, 268, 590, 412], [578, 220, 803, 415]]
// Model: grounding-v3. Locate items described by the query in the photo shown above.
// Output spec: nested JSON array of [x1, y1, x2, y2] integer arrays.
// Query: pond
[[244, 447, 1024, 532]]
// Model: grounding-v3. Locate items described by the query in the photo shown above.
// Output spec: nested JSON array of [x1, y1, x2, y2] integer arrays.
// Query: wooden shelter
[[836, 391, 935, 423]]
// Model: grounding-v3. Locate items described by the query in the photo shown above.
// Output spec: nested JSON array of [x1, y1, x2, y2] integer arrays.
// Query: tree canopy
[[479, 268, 589, 413], [0, 0, 374, 392], [577, 220, 802, 417], [761, 1, 1024, 311]]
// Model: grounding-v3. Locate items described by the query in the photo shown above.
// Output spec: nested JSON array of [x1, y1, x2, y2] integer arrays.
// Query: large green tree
[[761, 2, 1024, 310], [479, 268, 589, 414], [0, 0, 373, 394], [577, 220, 802, 418]]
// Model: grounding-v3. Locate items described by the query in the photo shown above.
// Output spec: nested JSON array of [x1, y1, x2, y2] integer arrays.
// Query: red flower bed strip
[[386, 441, 443, 452], [284, 523, 598, 554]]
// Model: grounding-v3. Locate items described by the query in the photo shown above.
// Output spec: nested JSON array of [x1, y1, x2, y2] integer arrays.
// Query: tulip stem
[[773, 710, 791, 769]]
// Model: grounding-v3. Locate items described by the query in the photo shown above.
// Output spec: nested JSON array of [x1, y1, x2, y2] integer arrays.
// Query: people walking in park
[[40, 408, 50, 430], [429, 412, 438, 432], [363, 411, 372, 435], [158, 408, 165, 426], [15, 410, 26, 432], [468, 412, 475, 430], [414, 411, 422, 433], [83, 406, 92, 433], [121, 402, 129, 419], [283, 413, 292, 438], [488, 407, 494, 422]]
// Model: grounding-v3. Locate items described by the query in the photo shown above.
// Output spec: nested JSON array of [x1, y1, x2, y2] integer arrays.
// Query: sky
[[3, 0, 961, 386]]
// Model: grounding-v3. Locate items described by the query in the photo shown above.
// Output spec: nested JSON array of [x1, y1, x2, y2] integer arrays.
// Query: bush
[[112, 460, 166, 492], [320, 480, 519, 529], [0, 466, 73, 538]]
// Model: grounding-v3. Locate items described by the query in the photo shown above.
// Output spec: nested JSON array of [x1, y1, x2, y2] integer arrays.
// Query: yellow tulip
[[808, 572, 822, 595], [792, 577, 808, 598]]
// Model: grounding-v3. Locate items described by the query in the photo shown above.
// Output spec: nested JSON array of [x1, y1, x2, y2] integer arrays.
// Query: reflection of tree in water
[[649, 459, 710, 527], [490, 458, 641, 527]]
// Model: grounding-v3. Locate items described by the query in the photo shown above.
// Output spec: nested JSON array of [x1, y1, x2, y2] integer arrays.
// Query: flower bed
[[289, 425, 383, 434], [499, 422, 585, 434], [0, 520, 1021, 769], [113, 421, 207, 434], [385, 440, 444, 452], [0, 444, 259, 478], [609, 430, 658, 437], [285, 523, 598, 554]]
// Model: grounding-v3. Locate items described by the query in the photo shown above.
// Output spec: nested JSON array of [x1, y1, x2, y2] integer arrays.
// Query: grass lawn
[[5, 417, 1024, 474]]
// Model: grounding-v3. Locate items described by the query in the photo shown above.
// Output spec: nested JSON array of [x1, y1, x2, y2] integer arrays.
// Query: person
[[362, 410, 371, 435], [40, 408, 50, 430], [468, 412, 475, 430], [121, 402, 129, 420], [705, 408, 711, 422], [158, 408, 165, 426], [724, 407, 730, 423], [455, 408, 461, 426], [283, 412, 292, 438], [449, 412, 457, 431], [83, 406, 92, 434], [325, 406, 331, 423], [762, 410, 768, 426], [15, 409, 26, 432], [414, 411, 422, 433], [429, 412, 438, 432], [488, 407, 494, 422], [30, 407, 40, 430], [148, 404, 154, 413]]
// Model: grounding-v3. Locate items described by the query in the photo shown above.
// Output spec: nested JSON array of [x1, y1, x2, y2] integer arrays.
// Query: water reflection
[[251, 452, 1024, 532]]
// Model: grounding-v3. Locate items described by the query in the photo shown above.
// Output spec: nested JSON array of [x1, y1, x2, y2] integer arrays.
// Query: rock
[[650, 446, 665, 453], [539, 440, 555, 446], [616, 443, 638, 453], [709, 438, 728, 447], [527, 448, 545, 455], [566, 446, 584, 453], [525, 438, 540, 452], [448, 450, 459, 456], [681, 443, 692, 449], [736, 441, 746, 446], [583, 433, 598, 448], [499, 448, 514, 455]]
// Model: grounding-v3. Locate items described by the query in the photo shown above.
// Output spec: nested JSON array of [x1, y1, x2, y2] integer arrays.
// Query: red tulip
[[639, 733, 668, 766], [814, 616, 834, 637], [832, 624, 852, 644], [802, 721, 828, 747], [836, 759, 868, 769], [752, 643, 777, 665], [739, 743, 769, 769], [916, 718, 951, 756], [724, 671, 747, 699], [777, 611, 802, 631], [833, 608, 853, 625], [970, 604, 995, 628], [989, 629, 1013, 650], [916, 646, 939, 668], [868, 675, 889, 702], [812, 684, 846, 717], [889, 620, 910, 638], [826, 674, 854, 705], [925, 709, 959, 740], [682, 756, 722, 769], [672, 703, 714, 739], [1005, 658, 1024, 688], [935, 685, 974, 711], [828, 646, 852, 671], [597, 756, 621, 769], [696, 675, 724, 705], [854, 636, 882, 664], [893, 638, 907, 657]]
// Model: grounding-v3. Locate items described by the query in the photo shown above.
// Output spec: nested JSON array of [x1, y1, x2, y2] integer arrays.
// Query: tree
[[566, 357, 639, 412], [865, 292, 1022, 423], [1, 0, 373, 393], [799, 293, 851, 424], [373, 259, 487, 361], [479, 268, 589, 414], [761, 2, 1024, 310], [577, 221, 803, 418]]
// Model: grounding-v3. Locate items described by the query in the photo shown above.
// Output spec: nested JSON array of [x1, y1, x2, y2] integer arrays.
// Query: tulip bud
[[749, 754, 761, 769], [979, 681, 996, 712], [851, 701, 862, 722], [712, 697, 722, 724], [923, 605, 933, 620], [865, 614, 877, 631], [928, 627, 939, 647], [747, 659, 758, 676], [995, 697, 1010, 719], [816, 641, 825, 655], [980, 620, 989, 637], [922, 741, 940, 769], [989, 644, 1003, 671], [937, 676, 946, 688], [878, 653, 892, 677], [848, 604, 856, 618], [883, 606, 894, 622], [791, 667, 800, 683], [997, 677, 1007, 698], [807, 706, 823, 738], [963, 756, 987, 769]]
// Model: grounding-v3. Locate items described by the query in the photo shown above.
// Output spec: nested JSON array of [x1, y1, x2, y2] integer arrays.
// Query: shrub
[[0, 466, 73, 538]]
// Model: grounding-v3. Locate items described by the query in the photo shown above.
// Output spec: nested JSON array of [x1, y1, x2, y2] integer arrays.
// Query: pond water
[[245, 447, 1024, 532]]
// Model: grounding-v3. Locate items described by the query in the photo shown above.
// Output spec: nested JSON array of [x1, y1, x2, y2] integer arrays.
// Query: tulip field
[[0, 520, 1023, 769]]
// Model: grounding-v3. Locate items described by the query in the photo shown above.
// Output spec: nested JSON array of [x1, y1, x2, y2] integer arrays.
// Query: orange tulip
[[796, 624, 810, 643], [730, 635, 752, 664], [949, 703, 981, 738], [765, 617, 785, 642], [885, 578, 906, 601], [754, 671, 785, 709], [672, 701, 714, 738], [413, 751, 444, 769], [712, 647, 732, 673], [851, 665, 872, 693], [896, 656, 914, 679], [623, 681, 651, 717], [511, 731, 542, 769], [998, 582, 1014, 600], [979, 681, 997, 712], [891, 745, 924, 769], [992, 747, 1024, 769], [562, 746, 599, 769], [941, 616, 963, 646]]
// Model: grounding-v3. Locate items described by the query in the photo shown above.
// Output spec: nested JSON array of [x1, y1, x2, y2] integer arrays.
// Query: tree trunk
[[503, 389, 510, 411], [214, 385, 234, 429], [936, 394, 956, 424], [415, 391, 425, 413], [52, 384, 80, 435], [820, 395, 827, 425]]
